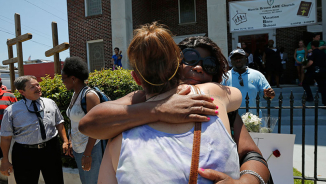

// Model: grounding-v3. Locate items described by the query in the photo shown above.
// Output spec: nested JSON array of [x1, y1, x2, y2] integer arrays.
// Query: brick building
[[67, 0, 324, 84]]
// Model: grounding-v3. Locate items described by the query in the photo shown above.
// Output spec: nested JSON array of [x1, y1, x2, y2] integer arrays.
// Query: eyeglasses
[[181, 48, 219, 75], [238, 75, 244, 86]]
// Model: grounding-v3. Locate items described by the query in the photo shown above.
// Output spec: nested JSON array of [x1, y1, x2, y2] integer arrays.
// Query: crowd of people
[[1, 22, 325, 184]]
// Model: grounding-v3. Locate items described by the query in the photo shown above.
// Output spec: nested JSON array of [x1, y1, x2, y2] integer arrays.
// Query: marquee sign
[[229, 0, 317, 32]]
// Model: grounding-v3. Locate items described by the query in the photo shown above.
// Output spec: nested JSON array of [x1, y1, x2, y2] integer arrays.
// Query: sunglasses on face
[[238, 75, 244, 86], [181, 48, 218, 75]]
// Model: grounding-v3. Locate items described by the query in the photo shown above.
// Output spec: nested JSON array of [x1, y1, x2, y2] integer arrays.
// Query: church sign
[[229, 0, 317, 32]]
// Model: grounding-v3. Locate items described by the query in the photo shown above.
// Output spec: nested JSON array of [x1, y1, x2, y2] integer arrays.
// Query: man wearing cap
[[0, 75, 69, 184], [222, 49, 275, 116]]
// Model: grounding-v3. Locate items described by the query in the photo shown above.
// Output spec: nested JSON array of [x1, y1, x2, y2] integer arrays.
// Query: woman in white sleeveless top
[[96, 23, 269, 184]]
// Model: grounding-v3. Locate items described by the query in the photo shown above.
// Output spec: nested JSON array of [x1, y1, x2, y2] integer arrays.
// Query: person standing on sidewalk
[[62, 57, 103, 184], [0, 75, 69, 184], [222, 48, 275, 116], [303, 41, 326, 105]]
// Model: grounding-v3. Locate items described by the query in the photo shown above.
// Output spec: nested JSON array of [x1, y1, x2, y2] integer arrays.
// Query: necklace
[[69, 86, 87, 109]]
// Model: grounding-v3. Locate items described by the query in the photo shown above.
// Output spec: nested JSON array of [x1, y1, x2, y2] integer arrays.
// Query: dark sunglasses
[[238, 75, 244, 86], [181, 48, 218, 75]]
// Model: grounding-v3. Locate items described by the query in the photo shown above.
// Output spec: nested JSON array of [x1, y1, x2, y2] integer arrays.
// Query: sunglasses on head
[[181, 48, 218, 75]]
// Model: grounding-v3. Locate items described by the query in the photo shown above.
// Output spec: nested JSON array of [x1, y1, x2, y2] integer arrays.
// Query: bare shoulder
[[109, 134, 123, 170], [195, 82, 239, 98], [110, 133, 123, 150], [86, 91, 99, 99], [196, 83, 242, 112]]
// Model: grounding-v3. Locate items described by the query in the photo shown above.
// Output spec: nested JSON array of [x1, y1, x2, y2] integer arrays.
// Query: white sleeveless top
[[66, 88, 100, 153], [116, 88, 240, 183]]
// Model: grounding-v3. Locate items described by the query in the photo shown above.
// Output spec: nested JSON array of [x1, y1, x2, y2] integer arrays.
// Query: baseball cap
[[230, 49, 246, 58]]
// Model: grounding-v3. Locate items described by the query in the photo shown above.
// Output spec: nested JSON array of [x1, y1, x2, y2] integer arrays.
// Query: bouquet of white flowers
[[241, 112, 261, 132]]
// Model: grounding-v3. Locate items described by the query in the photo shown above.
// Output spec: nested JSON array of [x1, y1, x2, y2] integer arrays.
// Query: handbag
[[188, 85, 202, 184]]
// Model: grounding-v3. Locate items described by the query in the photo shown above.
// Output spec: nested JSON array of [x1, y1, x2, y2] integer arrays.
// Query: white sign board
[[250, 133, 296, 184], [229, 0, 317, 32]]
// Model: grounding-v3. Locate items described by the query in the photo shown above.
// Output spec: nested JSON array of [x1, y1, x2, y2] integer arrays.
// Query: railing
[[239, 91, 326, 183]]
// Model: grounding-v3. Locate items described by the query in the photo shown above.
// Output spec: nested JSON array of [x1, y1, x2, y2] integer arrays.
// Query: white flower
[[241, 112, 261, 132]]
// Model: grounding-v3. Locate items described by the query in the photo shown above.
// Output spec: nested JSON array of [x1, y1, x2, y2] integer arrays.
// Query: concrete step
[[272, 85, 319, 93]]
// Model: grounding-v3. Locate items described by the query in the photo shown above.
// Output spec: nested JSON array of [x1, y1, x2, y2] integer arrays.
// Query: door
[[238, 34, 269, 54]]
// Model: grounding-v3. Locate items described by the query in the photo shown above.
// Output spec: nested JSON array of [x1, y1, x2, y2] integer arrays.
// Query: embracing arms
[[79, 87, 217, 139]]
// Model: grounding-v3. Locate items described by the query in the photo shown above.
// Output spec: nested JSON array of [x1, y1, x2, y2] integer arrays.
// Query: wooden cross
[[45, 22, 69, 74], [4, 13, 33, 77], [2, 40, 18, 91], [2, 13, 33, 90]]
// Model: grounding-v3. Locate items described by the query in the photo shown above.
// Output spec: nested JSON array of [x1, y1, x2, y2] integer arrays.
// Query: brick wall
[[276, 26, 307, 83], [132, 0, 208, 36], [67, 0, 112, 68]]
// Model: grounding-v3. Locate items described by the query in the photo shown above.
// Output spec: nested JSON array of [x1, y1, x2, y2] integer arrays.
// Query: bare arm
[[303, 60, 313, 69], [233, 114, 270, 183], [79, 87, 217, 140], [82, 92, 101, 171], [98, 141, 118, 184], [56, 123, 69, 155], [0, 136, 13, 176], [262, 52, 266, 65]]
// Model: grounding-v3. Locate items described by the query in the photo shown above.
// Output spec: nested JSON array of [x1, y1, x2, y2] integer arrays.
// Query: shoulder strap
[[80, 87, 90, 114], [188, 85, 202, 184]]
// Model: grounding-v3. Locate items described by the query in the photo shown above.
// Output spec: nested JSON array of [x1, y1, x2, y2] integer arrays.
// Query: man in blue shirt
[[0, 75, 69, 184], [222, 49, 275, 115], [112, 47, 123, 69]]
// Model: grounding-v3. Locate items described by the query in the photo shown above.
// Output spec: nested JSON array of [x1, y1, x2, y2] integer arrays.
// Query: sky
[[0, 0, 69, 67]]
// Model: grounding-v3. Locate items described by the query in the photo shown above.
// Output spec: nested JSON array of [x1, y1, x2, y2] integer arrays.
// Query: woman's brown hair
[[128, 22, 181, 94]]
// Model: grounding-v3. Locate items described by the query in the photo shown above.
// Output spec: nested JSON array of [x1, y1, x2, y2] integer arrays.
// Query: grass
[[293, 168, 314, 184]]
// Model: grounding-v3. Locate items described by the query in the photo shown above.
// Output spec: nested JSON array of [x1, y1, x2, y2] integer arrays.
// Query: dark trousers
[[302, 71, 326, 105], [12, 137, 64, 184]]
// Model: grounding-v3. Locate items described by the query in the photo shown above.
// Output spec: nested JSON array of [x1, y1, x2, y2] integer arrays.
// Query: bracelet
[[240, 170, 265, 184], [82, 155, 91, 158]]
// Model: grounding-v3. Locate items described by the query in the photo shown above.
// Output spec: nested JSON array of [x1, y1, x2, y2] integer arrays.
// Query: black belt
[[16, 137, 56, 149], [22, 142, 47, 149]]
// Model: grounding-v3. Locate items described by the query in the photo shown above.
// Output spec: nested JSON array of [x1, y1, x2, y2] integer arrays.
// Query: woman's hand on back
[[155, 86, 218, 123], [198, 168, 239, 184]]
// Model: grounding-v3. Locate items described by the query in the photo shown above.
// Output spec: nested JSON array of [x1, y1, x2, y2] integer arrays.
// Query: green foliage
[[14, 69, 142, 168], [293, 168, 314, 184], [87, 69, 142, 100]]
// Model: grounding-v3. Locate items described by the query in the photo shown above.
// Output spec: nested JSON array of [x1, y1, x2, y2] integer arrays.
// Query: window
[[179, 0, 196, 24], [85, 0, 102, 17], [87, 40, 104, 72]]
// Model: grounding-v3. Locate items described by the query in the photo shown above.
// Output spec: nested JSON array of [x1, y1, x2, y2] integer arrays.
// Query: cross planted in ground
[[2, 13, 33, 91]]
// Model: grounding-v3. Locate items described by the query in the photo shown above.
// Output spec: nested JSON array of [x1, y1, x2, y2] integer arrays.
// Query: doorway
[[231, 29, 276, 53], [238, 34, 268, 54]]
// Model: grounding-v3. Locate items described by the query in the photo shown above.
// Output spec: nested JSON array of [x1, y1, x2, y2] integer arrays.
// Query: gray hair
[[14, 75, 37, 91]]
